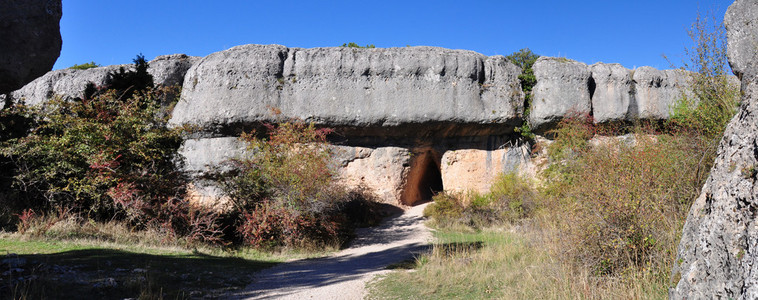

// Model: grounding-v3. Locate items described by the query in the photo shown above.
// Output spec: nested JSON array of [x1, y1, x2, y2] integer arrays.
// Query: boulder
[[3, 55, 199, 106], [169, 44, 524, 139], [590, 63, 633, 123], [529, 57, 592, 130], [725, 0, 758, 81], [671, 0, 758, 298], [148, 54, 200, 87], [0, 0, 62, 94], [631, 66, 690, 119]]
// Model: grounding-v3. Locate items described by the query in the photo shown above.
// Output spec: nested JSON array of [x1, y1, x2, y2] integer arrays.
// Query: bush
[[547, 135, 700, 275], [341, 42, 375, 48], [506, 48, 540, 139], [668, 10, 740, 140], [423, 172, 536, 229], [0, 55, 225, 244], [68, 61, 100, 70], [217, 121, 381, 249]]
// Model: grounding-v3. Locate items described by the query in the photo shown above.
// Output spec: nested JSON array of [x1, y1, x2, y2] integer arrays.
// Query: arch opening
[[400, 150, 443, 206]]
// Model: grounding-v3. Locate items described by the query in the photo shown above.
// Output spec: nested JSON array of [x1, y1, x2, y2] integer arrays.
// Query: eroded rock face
[[529, 57, 592, 130], [440, 144, 531, 195], [3, 55, 199, 106], [0, 0, 62, 94], [632, 66, 690, 120], [671, 0, 758, 298], [169, 44, 524, 139], [590, 63, 633, 123]]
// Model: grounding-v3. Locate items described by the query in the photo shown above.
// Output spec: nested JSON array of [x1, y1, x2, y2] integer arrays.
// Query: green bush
[[341, 42, 376, 48], [506, 48, 540, 139], [669, 11, 739, 140], [217, 121, 381, 249], [68, 61, 100, 70], [423, 172, 536, 229], [0, 55, 226, 244]]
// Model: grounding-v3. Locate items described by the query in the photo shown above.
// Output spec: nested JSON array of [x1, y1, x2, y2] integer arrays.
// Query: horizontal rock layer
[[2, 54, 199, 106], [169, 44, 525, 139]]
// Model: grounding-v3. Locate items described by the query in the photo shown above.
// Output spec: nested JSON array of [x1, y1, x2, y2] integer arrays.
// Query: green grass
[[0, 235, 303, 299], [367, 225, 670, 300], [367, 229, 559, 300]]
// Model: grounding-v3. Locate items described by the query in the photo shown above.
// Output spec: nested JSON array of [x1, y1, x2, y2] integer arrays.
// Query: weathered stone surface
[[590, 63, 633, 123], [725, 0, 758, 81], [631, 66, 689, 119], [440, 144, 530, 194], [0, 0, 62, 94], [148, 54, 200, 87], [336, 146, 411, 203], [169, 44, 524, 138], [4, 55, 199, 106], [529, 57, 591, 130], [672, 1, 758, 298]]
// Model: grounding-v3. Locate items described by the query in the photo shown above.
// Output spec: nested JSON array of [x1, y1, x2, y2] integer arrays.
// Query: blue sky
[[53, 0, 735, 71]]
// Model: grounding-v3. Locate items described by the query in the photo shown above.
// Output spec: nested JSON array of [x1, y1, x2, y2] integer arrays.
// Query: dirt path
[[229, 203, 432, 300]]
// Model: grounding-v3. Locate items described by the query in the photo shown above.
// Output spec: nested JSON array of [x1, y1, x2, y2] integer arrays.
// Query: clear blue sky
[[53, 0, 735, 71]]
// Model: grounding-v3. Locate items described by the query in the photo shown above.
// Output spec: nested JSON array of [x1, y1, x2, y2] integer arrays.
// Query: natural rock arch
[[400, 149, 444, 206]]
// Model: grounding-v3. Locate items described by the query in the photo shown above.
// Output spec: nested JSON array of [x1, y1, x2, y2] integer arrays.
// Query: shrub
[[668, 10, 739, 140], [217, 121, 381, 249], [0, 55, 226, 244], [341, 42, 376, 48], [423, 172, 536, 229], [506, 48, 540, 139], [68, 61, 100, 70]]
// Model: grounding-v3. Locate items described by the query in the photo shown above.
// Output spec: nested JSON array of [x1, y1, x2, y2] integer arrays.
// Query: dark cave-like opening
[[400, 150, 443, 206]]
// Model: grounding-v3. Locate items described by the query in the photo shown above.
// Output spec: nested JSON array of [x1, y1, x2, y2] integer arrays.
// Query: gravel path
[[229, 203, 432, 300]]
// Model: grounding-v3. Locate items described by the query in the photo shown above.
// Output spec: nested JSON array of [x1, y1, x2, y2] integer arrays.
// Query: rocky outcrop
[[530, 58, 702, 130], [671, 0, 758, 298], [529, 57, 592, 129], [590, 63, 634, 123], [3, 55, 199, 106], [0, 0, 62, 94], [632, 67, 690, 119], [169, 45, 525, 139]]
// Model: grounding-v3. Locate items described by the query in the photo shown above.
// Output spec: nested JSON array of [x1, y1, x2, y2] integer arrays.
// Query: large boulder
[[0, 0, 62, 94], [671, 0, 758, 298], [169, 44, 524, 139], [631, 66, 690, 120], [3, 55, 199, 106], [590, 63, 634, 123], [529, 57, 592, 130]]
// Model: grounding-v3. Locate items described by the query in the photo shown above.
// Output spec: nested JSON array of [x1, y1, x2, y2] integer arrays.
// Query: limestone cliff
[[671, 0, 758, 298]]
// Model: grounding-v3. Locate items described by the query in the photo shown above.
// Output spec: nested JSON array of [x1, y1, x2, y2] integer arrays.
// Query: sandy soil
[[229, 203, 432, 299]]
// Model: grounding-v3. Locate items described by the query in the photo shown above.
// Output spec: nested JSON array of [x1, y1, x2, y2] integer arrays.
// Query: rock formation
[[671, 0, 758, 298], [0, 0, 62, 94], [2, 54, 199, 106], [529, 57, 592, 129], [3, 42, 711, 206]]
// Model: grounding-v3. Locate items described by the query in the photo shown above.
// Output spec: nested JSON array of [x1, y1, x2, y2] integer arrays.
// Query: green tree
[[506, 48, 540, 138]]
